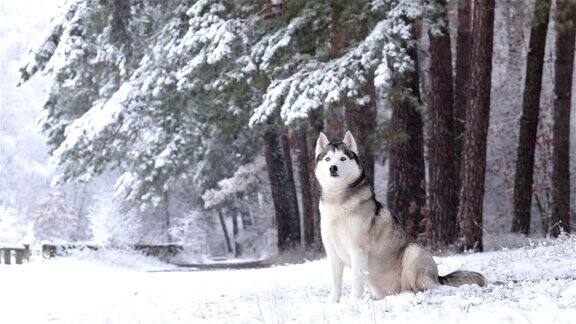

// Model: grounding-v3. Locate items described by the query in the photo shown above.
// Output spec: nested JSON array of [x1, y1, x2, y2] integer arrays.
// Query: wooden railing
[[0, 245, 31, 264], [41, 244, 183, 258], [0, 244, 184, 263]]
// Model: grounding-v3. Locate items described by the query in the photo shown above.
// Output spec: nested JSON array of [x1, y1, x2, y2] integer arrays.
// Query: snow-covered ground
[[1, 236, 575, 324]]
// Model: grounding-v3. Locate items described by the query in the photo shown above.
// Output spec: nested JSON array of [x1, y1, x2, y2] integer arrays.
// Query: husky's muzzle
[[329, 165, 338, 177]]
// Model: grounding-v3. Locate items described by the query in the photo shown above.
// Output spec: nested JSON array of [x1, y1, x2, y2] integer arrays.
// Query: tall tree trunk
[[281, 133, 295, 178], [454, 0, 472, 196], [457, 0, 496, 252], [550, 0, 575, 237], [511, 0, 551, 235], [387, 24, 426, 238], [344, 78, 377, 187], [263, 128, 301, 251], [426, 0, 458, 247], [163, 191, 172, 243], [307, 111, 324, 251], [281, 131, 301, 242], [295, 125, 315, 248]]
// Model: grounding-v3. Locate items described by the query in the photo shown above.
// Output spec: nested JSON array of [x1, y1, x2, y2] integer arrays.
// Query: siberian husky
[[315, 131, 485, 301]]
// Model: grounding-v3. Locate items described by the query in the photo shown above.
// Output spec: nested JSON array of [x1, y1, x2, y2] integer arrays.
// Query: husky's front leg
[[326, 250, 343, 302], [350, 250, 368, 299]]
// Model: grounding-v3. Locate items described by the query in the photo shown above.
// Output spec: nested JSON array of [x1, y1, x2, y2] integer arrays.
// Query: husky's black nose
[[329, 165, 338, 175]]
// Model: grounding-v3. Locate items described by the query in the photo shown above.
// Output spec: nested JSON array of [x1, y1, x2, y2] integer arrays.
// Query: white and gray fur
[[315, 131, 486, 302]]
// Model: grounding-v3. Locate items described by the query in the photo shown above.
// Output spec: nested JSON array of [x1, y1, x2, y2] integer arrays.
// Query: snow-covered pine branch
[[17, 0, 430, 210], [19, 0, 261, 208], [249, 0, 425, 126], [202, 157, 266, 209], [18, 0, 81, 85]]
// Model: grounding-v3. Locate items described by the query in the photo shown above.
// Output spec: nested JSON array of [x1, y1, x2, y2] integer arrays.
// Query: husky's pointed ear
[[342, 130, 358, 155], [315, 132, 330, 157]]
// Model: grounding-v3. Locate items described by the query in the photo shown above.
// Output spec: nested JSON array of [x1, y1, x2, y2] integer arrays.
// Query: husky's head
[[315, 130, 363, 191]]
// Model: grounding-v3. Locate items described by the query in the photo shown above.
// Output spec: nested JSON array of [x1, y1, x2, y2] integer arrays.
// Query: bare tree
[[457, 0, 496, 252], [551, 0, 575, 237], [511, 0, 551, 235]]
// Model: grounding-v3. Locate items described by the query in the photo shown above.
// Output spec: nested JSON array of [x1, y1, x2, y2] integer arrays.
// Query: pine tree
[[294, 124, 315, 248], [457, 0, 496, 252], [511, 0, 551, 235], [19, 0, 261, 208], [454, 0, 472, 194], [263, 127, 301, 251], [307, 111, 325, 251], [250, 0, 430, 239], [426, 0, 458, 246], [18, 0, 446, 253], [550, 0, 575, 237], [386, 18, 426, 238]]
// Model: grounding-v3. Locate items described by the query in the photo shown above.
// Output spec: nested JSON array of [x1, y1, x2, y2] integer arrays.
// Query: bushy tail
[[439, 271, 486, 287]]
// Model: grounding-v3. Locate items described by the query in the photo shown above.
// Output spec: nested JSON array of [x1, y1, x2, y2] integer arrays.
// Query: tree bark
[[263, 128, 301, 251], [344, 78, 377, 187], [387, 24, 426, 238], [457, 0, 495, 252], [295, 125, 315, 248], [511, 0, 551, 235], [454, 0, 472, 196], [281, 132, 295, 179], [307, 111, 324, 251], [163, 191, 172, 243], [426, 0, 458, 247], [550, 0, 575, 237]]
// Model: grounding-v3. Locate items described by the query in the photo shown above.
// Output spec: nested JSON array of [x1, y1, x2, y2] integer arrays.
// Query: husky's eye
[[325, 157, 331, 162], [340, 157, 347, 161]]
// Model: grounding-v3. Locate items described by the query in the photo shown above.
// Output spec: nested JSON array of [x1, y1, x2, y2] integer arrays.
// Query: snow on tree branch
[[250, 0, 424, 126], [202, 157, 266, 209], [18, 0, 81, 85]]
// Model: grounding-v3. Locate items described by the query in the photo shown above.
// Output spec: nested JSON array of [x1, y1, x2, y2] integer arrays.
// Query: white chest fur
[[319, 199, 370, 266]]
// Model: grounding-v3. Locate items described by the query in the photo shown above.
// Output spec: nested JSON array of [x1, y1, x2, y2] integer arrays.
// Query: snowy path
[[1, 237, 575, 324]]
